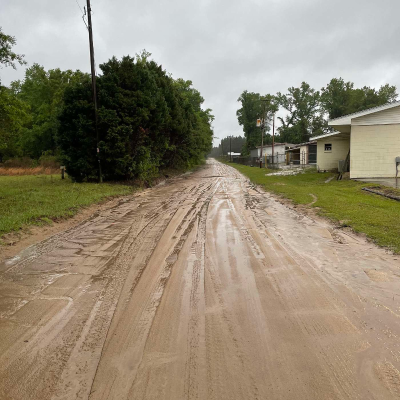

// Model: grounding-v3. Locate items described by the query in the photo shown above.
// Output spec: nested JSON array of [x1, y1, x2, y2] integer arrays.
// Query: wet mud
[[1, 160, 400, 399]]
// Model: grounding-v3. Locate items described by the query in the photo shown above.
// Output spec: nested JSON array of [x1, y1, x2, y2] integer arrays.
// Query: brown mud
[[0, 159, 400, 399]]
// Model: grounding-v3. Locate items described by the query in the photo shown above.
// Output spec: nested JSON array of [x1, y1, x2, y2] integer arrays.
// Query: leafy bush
[[58, 54, 213, 182]]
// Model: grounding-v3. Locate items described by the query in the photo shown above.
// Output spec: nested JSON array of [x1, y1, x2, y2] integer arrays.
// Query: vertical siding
[[350, 124, 400, 178], [300, 145, 308, 164], [317, 137, 350, 171]]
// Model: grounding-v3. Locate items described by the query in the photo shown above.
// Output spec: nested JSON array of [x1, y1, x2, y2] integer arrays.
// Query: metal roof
[[311, 131, 342, 141], [285, 140, 317, 151], [255, 143, 292, 148], [328, 100, 400, 126]]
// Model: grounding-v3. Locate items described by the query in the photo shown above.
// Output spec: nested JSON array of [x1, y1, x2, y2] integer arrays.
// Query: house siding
[[317, 136, 350, 171], [352, 105, 400, 126], [300, 145, 308, 164], [250, 149, 259, 158], [350, 124, 400, 178]]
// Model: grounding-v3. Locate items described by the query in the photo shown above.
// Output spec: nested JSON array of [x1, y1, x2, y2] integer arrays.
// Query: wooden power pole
[[86, 0, 102, 183], [260, 98, 267, 168], [230, 136, 232, 162], [272, 113, 275, 165]]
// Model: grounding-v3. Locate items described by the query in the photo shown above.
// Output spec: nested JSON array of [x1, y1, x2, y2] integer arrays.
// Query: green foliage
[[0, 27, 26, 74], [236, 91, 278, 151], [12, 64, 89, 159], [58, 55, 213, 182], [276, 82, 326, 144], [238, 79, 397, 150], [0, 86, 29, 159], [321, 78, 398, 119], [0, 174, 133, 237], [236, 91, 262, 151]]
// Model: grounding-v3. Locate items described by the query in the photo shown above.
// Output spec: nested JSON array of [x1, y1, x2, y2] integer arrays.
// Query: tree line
[[0, 28, 214, 181], [237, 79, 398, 153], [208, 135, 246, 157]]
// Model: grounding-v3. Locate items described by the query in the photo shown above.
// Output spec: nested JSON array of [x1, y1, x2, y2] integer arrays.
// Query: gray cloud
[[2, 0, 400, 145]]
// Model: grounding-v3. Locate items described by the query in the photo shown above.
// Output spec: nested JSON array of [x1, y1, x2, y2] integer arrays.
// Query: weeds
[[0, 175, 133, 238]]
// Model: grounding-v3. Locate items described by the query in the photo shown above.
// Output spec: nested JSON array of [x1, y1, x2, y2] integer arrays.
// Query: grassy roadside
[[0, 161, 207, 242], [224, 161, 400, 253], [0, 175, 134, 240]]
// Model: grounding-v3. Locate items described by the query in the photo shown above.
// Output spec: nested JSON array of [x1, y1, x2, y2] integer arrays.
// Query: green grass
[[225, 162, 400, 253], [0, 175, 134, 239]]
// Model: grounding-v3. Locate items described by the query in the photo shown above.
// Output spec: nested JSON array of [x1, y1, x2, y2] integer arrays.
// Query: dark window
[[325, 143, 332, 152]]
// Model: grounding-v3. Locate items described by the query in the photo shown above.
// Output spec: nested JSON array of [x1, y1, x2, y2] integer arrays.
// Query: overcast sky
[[2, 0, 400, 145]]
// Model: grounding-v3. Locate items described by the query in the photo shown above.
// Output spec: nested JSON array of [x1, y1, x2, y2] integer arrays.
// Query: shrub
[[57, 54, 213, 182]]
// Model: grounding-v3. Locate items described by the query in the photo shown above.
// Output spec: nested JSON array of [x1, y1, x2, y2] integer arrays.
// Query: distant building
[[250, 143, 294, 164]]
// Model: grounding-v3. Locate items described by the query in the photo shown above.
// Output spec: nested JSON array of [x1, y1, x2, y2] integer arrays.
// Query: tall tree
[[12, 64, 89, 158], [58, 54, 213, 181], [321, 78, 398, 119], [277, 82, 326, 143], [0, 86, 29, 159], [0, 28, 27, 160], [320, 78, 354, 119], [0, 27, 26, 81], [237, 91, 278, 151], [237, 91, 262, 151]]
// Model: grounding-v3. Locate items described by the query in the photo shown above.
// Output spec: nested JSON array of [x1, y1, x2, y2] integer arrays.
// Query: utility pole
[[230, 135, 232, 162], [86, 0, 102, 183], [272, 113, 275, 166], [260, 98, 267, 168]]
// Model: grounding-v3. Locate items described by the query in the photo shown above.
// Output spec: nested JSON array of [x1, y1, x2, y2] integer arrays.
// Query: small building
[[251, 143, 294, 164], [311, 132, 350, 172], [312, 100, 400, 178], [285, 141, 317, 165]]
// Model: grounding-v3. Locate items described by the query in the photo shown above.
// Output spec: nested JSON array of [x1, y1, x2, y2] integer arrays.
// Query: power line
[[74, 0, 88, 29], [75, 0, 84, 15], [86, 0, 102, 183]]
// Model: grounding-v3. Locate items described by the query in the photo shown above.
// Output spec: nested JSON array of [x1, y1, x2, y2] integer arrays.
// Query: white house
[[311, 101, 400, 178], [251, 143, 294, 164]]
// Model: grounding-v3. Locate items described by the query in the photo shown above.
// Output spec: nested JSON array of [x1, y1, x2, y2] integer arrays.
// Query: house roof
[[255, 143, 292, 148], [285, 141, 317, 151], [328, 100, 400, 126], [310, 131, 350, 141]]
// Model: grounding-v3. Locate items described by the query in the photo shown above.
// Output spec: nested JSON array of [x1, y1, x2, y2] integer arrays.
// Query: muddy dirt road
[[1, 160, 400, 399]]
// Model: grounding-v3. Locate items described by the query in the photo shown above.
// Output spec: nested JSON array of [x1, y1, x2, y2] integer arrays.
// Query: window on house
[[325, 143, 332, 152]]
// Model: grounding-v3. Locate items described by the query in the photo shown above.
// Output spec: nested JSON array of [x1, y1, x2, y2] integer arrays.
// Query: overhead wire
[[74, 0, 88, 29]]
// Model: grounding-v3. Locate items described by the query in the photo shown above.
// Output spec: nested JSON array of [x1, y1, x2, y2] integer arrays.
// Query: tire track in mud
[[0, 171, 219, 400], [221, 172, 360, 399], [88, 178, 220, 399], [2, 160, 400, 400], [57, 179, 222, 400]]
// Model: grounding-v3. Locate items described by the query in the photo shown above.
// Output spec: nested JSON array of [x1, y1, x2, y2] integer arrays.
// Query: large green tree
[[277, 82, 326, 143], [58, 54, 213, 182], [0, 86, 29, 159], [12, 64, 89, 158], [237, 91, 262, 151], [237, 91, 278, 151], [0, 27, 27, 161], [0, 27, 26, 75], [321, 78, 398, 119]]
